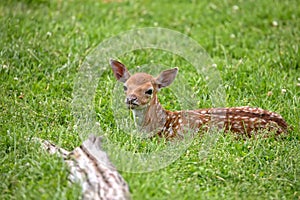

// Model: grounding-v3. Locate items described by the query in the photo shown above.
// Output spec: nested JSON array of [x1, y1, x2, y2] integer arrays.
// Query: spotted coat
[[156, 106, 289, 139]]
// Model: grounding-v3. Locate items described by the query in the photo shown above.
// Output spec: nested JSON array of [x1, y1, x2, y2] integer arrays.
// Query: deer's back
[[159, 106, 289, 138]]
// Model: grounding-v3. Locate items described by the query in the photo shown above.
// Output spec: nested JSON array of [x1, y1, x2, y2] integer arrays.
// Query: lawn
[[0, 0, 299, 199]]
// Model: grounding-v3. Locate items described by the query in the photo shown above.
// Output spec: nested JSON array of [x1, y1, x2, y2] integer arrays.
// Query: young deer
[[110, 59, 289, 139]]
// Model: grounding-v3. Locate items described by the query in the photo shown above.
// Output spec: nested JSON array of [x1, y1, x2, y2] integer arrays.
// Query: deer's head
[[110, 59, 178, 110]]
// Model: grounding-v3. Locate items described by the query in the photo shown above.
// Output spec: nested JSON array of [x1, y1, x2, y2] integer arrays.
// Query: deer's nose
[[126, 95, 138, 105]]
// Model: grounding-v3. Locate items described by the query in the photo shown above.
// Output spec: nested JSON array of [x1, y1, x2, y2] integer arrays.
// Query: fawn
[[110, 59, 289, 139]]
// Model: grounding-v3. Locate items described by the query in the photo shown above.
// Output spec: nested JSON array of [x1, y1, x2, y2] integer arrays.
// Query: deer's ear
[[155, 67, 178, 89], [110, 59, 131, 83]]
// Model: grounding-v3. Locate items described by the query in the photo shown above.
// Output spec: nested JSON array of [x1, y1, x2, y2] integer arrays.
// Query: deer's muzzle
[[125, 95, 139, 109]]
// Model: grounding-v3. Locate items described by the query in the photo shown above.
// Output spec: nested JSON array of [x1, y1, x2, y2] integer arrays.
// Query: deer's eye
[[123, 86, 127, 91], [145, 88, 153, 95]]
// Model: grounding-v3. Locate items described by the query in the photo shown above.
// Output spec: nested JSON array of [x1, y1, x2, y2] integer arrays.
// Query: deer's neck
[[132, 95, 167, 133]]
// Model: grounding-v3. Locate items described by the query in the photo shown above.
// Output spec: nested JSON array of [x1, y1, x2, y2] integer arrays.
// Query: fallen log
[[36, 135, 131, 200]]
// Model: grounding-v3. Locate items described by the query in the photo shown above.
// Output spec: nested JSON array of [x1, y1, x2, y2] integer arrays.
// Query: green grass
[[1, 0, 299, 199]]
